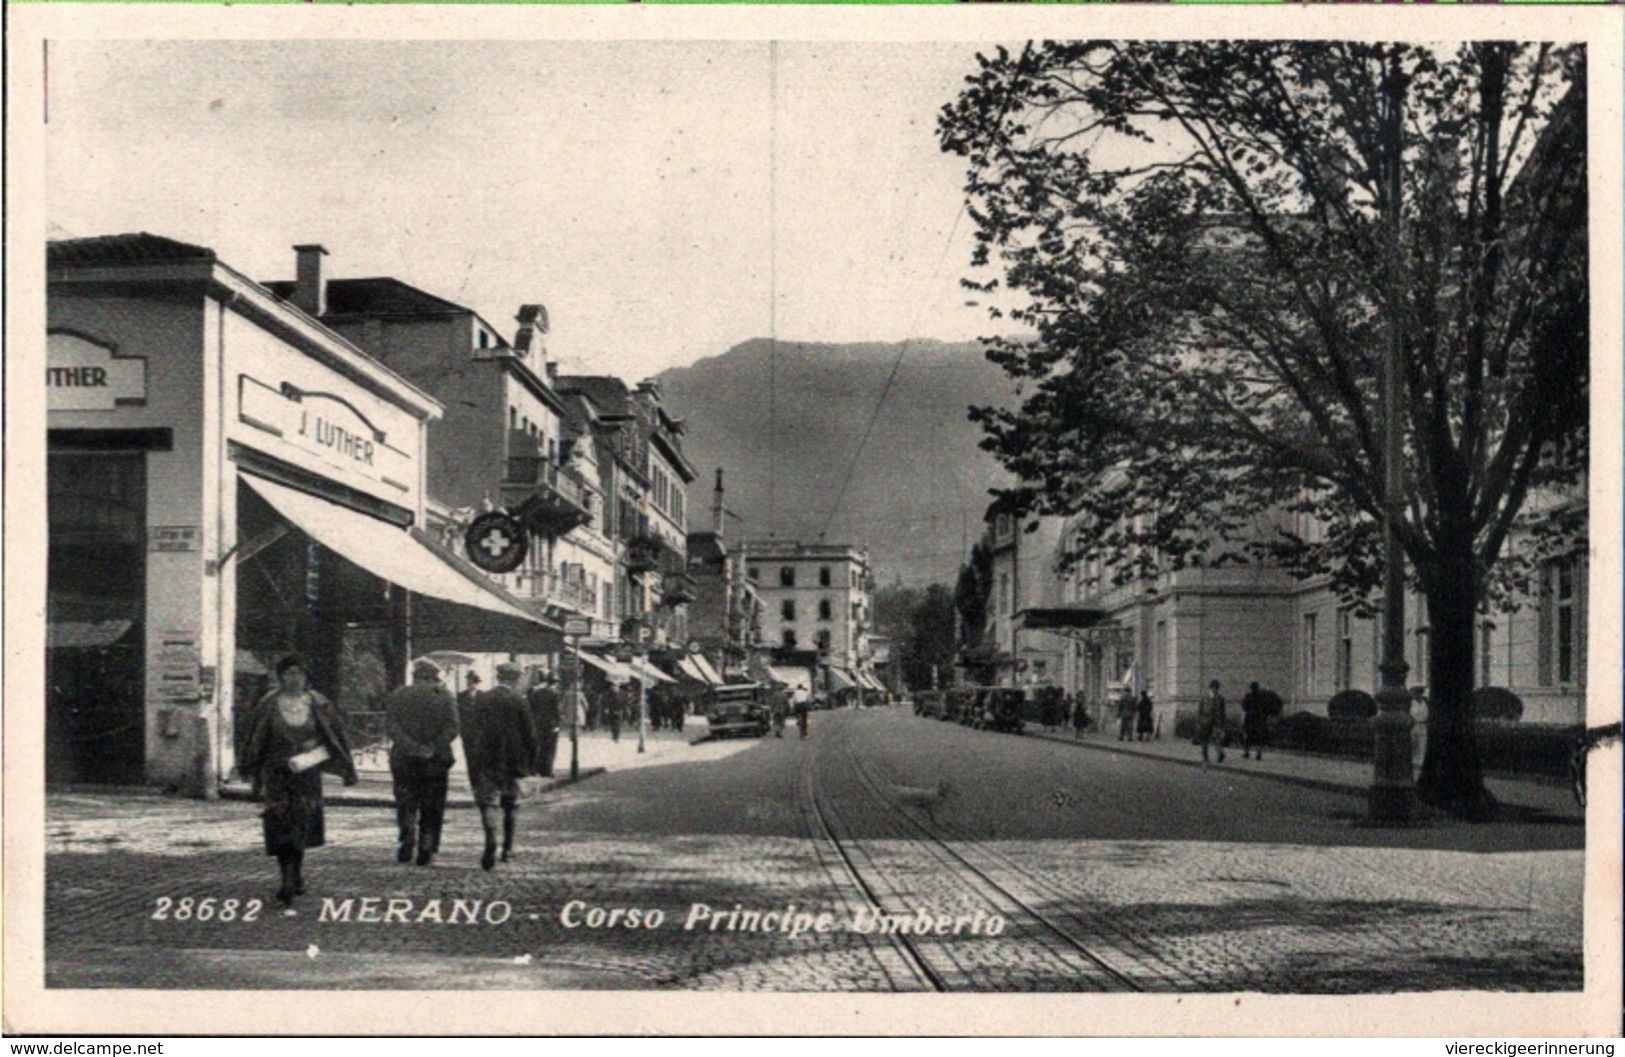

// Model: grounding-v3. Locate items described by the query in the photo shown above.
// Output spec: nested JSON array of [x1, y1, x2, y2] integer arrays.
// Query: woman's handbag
[[287, 744, 331, 774]]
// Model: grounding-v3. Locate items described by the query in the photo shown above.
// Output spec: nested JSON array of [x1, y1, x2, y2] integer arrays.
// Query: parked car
[[971, 687, 1027, 733], [913, 690, 944, 719], [705, 682, 771, 738]]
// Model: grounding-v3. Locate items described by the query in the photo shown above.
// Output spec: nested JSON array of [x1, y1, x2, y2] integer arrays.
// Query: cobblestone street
[[43, 710, 1587, 992]]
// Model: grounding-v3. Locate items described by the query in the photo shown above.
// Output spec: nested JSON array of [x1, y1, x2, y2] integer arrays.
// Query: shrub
[[1326, 690, 1377, 719], [1473, 686, 1525, 722]]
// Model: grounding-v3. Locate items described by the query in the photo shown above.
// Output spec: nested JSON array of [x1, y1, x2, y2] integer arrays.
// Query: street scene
[[17, 14, 1617, 1031], [46, 706, 1584, 991]]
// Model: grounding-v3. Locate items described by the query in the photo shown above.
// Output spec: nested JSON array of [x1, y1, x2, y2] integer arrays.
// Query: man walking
[[1240, 681, 1271, 760], [463, 662, 538, 870], [527, 671, 561, 779], [386, 659, 459, 867], [1197, 679, 1228, 768]]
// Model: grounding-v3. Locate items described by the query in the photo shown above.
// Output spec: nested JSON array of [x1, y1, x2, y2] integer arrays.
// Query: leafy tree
[[953, 539, 994, 653], [940, 41, 1587, 816], [903, 584, 959, 691]]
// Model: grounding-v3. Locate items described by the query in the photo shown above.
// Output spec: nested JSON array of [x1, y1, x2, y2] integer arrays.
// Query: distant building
[[742, 539, 879, 697]]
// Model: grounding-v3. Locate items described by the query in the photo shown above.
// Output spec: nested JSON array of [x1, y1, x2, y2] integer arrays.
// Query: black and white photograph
[[6, 3, 1620, 1038]]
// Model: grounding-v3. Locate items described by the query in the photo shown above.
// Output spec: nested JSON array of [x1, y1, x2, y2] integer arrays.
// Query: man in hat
[[386, 659, 460, 866], [463, 661, 538, 870], [458, 671, 482, 712], [526, 671, 562, 779]]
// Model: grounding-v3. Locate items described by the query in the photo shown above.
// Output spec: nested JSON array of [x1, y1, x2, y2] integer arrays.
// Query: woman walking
[[240, 655, 358, 907]]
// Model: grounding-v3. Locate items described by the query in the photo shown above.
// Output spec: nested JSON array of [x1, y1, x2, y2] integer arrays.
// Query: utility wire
[[816, 201, 968, 540]]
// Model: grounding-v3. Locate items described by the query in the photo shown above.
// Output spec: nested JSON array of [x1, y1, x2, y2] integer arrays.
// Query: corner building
[[45, 234, 548, 792]]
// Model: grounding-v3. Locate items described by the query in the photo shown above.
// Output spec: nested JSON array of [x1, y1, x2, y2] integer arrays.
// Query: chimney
[[713, 468, 725, 537], [292, 244, 328, 317]]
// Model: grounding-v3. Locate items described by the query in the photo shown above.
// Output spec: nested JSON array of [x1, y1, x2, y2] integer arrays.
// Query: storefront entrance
[[47, 452, 148, 785]]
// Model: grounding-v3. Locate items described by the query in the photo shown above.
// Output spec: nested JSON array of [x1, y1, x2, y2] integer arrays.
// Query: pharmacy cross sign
[[464, 511, 527, 574]]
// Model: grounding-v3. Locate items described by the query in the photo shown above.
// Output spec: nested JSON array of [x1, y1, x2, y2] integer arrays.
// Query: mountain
[[655, 338, 1022, 588]]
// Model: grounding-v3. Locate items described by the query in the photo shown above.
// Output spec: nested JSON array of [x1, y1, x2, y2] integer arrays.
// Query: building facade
[[743, 540, 877, 693], [46, 233, 548, 791]]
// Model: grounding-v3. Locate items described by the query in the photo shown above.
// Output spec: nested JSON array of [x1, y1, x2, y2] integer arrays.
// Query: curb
[[1025, 728, 1371, 799], [218, 766, 609, 810]]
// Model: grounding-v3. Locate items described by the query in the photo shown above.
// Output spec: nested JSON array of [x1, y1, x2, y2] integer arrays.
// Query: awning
[[827, 667, 856, 692], [859, 671, 886, 693], [626, 656, 675, 685], [578, 651, 635, 681], [242, 475, 555, 644], [768, 666, 813, 702], [675, 656, 718, 686], [691, 654, 724, 685]]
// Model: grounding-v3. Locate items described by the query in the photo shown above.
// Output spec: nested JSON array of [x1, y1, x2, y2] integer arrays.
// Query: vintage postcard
[[5, 2, 1621, 1038]]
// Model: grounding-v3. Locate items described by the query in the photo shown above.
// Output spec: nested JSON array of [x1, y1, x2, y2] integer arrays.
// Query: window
[[997, 573, 1009, 615], [1413, 628, 1430, 688], [1539, 557, 1582, 686], [819, 566, 832, 587], [1479, 621, 1495, 688], [779, 566, 795, 587], [1302, 613, 1319, 695], [1335, 608, 1353, 691], [815, 629, 832, 652], [509, 407, 518, 431], [781, 629, 797, 650], [818, 599, 832, 621], [748, 566, 760, 582], [781, 599, 796, 622]]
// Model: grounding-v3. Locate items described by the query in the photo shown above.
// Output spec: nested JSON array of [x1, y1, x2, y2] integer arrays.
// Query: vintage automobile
[[705, 682, 772, 739], [913, 690, 945, 719], [971, 687, 1027, 734]]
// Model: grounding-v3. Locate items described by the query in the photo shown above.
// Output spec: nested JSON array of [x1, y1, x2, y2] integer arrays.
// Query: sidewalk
[[220, 721, 709, 809], [1026, 722, 1582, 819]]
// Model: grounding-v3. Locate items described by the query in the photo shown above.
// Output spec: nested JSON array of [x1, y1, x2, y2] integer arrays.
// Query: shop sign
[[154, 631, 201, 702], [48, 332, 146, 411], [150, 526, 200, 553], [465, 511, 527, 574], [238, 375, 413, 494], [563, 616, 593, 638]]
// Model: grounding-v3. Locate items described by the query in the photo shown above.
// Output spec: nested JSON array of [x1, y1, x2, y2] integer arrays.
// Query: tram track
[[797, 716, 1148, 991]]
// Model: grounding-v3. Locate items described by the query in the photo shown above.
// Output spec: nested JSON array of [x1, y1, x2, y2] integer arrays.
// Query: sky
[[45, 39, 1002, 382]]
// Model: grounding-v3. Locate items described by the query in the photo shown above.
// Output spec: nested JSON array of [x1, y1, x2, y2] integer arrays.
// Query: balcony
[[512, 570, 596, 614], [661, 571, 698, 606], [500, 454, 593, 539]]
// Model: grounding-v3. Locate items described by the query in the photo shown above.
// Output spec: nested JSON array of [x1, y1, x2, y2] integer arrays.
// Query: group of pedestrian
[[1115, 690, 1156, 742], [1194, 680, 1275, 768], [240, 654, 566, 910]]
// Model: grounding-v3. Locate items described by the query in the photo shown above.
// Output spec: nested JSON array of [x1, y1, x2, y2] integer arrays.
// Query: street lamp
[[1370, 45, 1416, 823]]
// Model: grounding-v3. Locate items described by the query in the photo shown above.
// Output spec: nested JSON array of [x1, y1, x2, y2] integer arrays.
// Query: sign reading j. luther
[[48, 332, 146, 411]]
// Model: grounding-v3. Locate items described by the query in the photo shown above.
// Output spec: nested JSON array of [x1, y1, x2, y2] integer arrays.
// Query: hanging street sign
[[464, 511, 527, 574]]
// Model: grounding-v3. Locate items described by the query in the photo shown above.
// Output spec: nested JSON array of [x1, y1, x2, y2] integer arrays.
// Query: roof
[[262, 277, 472, 319], [556, 375, 634, 418], [48, 232, 216, 266]]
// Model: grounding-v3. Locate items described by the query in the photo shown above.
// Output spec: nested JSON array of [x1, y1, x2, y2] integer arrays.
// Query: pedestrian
[[1196, 679, 1228, 767], [458, 671, 481, 712], [1240, 681, 1271, 760], [1071, 695, 1090, 740], [1116, 689, 1136, 741], [604, 681, 623, 742], [1136, 689, 1155, 741], [385, 659, 459, 867], [239, 655, 358, 908], [527, 671, 561, 779], [795, 694, 811, 739], [463, 662, 539, 870]]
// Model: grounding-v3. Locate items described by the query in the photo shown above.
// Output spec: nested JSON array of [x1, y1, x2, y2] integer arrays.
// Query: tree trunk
[[1416, 537, 1496, 818]]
